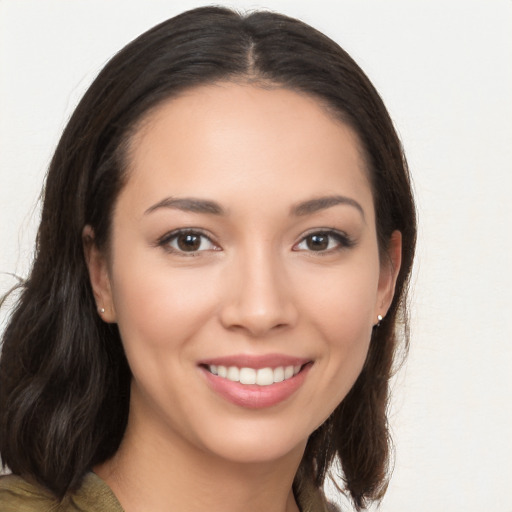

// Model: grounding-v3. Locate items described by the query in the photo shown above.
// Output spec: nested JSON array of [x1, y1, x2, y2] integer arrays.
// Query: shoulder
[[0, 473, 56, 512], [0, 472, 124, 512]]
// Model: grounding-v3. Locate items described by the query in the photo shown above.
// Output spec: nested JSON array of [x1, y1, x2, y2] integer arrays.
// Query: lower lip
[[201, 364, 311, 409]]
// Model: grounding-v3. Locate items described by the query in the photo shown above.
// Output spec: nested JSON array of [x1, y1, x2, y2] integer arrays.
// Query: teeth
[[239, 367, 256, 385], [273, 366, 284, 383], [227, 366, 240, 381], [210, 364, 302, 386], [256, 367, 273, 386]]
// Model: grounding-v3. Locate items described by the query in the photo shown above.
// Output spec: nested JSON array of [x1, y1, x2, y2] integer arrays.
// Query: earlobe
[[376, 230, 402, 319], [82, 225, 117, 323]]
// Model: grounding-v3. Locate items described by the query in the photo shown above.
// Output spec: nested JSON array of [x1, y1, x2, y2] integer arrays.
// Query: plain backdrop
[[1, 1, 511, 511]]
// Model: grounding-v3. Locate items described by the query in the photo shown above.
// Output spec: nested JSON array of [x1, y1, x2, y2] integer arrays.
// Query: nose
[[219, 248, 299, 337]]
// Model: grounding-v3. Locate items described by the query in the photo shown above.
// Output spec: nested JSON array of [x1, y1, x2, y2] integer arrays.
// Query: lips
[[199, 354, 311, 408]]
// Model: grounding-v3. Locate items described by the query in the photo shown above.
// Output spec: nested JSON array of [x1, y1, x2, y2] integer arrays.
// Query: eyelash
[[157, 228, 354, 256], [157, 229, 219, 256], [293, 229, 355, 254]]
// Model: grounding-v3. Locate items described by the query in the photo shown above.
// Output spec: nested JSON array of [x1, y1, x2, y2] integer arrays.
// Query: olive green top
[[0, 471, 334, 512], [0, 473, 122, 512]]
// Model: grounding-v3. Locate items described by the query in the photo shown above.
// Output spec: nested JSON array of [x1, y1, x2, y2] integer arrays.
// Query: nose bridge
[[220, 241, 297, 335]]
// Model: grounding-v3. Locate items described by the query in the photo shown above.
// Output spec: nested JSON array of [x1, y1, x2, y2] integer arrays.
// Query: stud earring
[[98, 307, 105, 314], [376, 314, 383, 327]]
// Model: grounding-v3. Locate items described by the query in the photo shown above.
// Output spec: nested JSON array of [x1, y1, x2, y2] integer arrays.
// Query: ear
[[375, 230, 402, 322], [82, 225, 117, 323]]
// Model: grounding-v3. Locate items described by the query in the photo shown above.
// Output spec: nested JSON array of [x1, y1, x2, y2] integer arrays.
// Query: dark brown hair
[[0, 6, 416, 510]]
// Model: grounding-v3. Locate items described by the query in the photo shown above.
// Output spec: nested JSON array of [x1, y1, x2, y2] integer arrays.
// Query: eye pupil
[[177, 233, 201, 251], [307, 234, 329, 251]]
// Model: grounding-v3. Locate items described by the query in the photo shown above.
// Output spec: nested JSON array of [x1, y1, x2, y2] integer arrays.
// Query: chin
[[190, 415, 315, 467]]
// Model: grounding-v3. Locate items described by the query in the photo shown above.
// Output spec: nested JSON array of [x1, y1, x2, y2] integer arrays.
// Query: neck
[[95, 402, 305, 512]]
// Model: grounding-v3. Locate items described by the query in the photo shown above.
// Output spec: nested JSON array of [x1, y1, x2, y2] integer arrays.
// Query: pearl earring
[[98, 307, 105, 314], [376, 314, 383, 327]]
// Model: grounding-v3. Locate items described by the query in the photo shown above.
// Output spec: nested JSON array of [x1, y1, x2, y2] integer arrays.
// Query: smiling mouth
[[204, 364, 304, 386]]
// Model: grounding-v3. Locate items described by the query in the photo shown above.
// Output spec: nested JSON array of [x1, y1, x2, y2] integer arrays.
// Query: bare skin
[[86, 83, 401, 512], [96, 404, 304, 512]]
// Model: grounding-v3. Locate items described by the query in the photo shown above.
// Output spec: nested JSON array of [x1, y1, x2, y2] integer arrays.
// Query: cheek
[[109, 252, 220, 356], [295, 257, 379, 409], [298, 257, 379, 340]]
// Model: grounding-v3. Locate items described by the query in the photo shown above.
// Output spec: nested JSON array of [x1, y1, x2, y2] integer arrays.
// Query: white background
[[1, 1, 511, 511]]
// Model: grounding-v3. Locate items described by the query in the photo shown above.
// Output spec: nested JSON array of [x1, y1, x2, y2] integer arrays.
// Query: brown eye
[[306, 233, 329, 251], [160, 230, 217, 254], [176, 233, 202, 252], [294, 230, 353, 253]]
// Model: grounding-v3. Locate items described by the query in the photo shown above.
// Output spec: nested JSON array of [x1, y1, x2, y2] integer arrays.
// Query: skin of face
[[85, 83, 401, 507]]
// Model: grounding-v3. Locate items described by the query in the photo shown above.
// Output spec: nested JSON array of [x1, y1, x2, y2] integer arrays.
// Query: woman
[[0, 6, 416, 512]]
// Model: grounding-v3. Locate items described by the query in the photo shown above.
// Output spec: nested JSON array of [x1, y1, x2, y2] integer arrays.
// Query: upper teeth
[[209, 365, 302, 386]]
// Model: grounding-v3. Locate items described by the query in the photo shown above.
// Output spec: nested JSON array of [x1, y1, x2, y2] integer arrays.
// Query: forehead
[[121, 83, 373, 218]]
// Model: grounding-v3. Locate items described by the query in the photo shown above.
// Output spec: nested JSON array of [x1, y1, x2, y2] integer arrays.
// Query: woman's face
[[87, 83, 400, 465]]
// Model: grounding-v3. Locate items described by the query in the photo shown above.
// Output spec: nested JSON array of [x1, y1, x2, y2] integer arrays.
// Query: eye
[[294, 230, 353, 253], [159, 229, 218, 254]]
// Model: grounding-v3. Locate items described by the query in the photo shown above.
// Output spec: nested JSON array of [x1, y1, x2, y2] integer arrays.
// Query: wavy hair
[[0, 6, 416, 510]]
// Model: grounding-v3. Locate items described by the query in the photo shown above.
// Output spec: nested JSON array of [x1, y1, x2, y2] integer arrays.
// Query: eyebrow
[[144, 194, 365, 219], [291, 195, 365, 219], [144, 197, 225, 216]]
